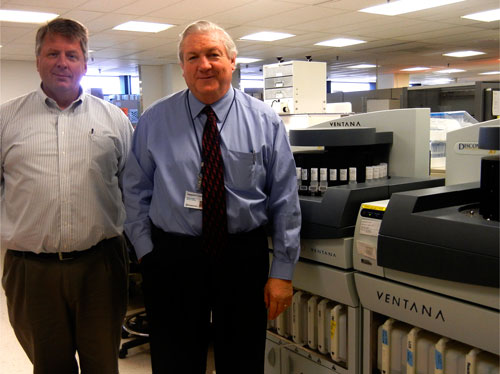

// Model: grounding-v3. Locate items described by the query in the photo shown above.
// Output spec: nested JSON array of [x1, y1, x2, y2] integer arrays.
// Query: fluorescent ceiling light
[[348, 64, 377, 68], [443, 50, 485, 57], [435, 69, 465, 73], [240, 32, 295, 42], [401, 67, 431, 71], [360, 0, 464, 16], [315, 38, 366, 47], [236, 57, 262, 64], [479, 71, 500, 75], [113, 21, 174, 33], [0, 9, 58, 23], [331, 76, 376, 83], [462, 9, 500, 22], [421, 78, 454, 85]]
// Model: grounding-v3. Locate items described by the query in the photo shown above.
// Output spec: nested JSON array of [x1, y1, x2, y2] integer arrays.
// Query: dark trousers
[[2, 237, 129, 374], [141, 226, 269, 374]]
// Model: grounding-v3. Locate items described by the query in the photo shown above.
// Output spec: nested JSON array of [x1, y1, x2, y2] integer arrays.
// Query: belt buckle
[[58, 252, 74, 261]]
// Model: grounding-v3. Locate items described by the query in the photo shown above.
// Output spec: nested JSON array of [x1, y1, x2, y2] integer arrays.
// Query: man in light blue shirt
[[123, 20, 301, 374]]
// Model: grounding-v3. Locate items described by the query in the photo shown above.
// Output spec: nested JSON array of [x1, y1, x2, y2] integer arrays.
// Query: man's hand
[[264, 277, 293, 320]]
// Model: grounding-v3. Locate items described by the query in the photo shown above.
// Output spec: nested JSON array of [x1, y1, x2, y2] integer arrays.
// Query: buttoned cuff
[[269, 258, 295, 281], [132, 236, 154, 261]]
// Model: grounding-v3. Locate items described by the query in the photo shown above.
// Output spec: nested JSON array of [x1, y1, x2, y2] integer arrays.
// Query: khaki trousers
[[2, 237, 129, 374]]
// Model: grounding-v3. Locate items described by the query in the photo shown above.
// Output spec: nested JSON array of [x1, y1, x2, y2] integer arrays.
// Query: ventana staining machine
[[265, 109, 445, 374], [353, 123, 499, 374]]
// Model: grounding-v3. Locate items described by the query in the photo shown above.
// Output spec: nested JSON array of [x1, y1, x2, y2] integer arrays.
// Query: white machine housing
[[445, 118, 499, 185], [263, 60, 326, 115], [308, 108, 432, 179], [352, 199, 499, 374]]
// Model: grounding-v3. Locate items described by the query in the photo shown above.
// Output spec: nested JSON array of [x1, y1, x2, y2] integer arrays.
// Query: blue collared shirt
[[123, 87, 301, 279]]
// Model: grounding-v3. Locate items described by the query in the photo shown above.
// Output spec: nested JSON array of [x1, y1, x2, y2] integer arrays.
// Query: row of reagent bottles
[[297, 167, 356, 196], [296, 163, 388, 196], [365, 163, 388, 182]]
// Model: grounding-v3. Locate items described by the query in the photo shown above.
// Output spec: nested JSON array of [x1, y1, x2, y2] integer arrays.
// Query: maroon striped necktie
[[201, 105, 228, 256]]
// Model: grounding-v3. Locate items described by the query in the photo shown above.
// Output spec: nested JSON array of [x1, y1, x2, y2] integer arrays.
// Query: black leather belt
[[9, 249, 91, 261], [8, 237, 119, 261]]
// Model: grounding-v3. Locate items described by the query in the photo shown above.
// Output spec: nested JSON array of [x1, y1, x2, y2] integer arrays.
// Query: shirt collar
[[188, 86, 235, 121], [37, 84, 84, 111]]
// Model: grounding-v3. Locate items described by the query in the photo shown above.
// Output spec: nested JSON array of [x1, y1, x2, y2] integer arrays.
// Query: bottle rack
[[266, 255, 361, 374], [355, 273, 499, 374], [292, 127, 393, 187]]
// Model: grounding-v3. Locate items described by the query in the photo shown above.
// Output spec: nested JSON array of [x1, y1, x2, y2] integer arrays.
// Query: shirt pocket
[[223, 149, 265, 190], [88, 131, 118, 178]]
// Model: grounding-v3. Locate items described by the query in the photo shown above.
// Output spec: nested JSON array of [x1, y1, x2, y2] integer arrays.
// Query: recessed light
[[422, 78, 454, 85], [332, 77, 376, 83], [443, 51, 485, 57], [113, 21, 175, 33], [315, 38, 366, 47], [479, 71, 500, 75], [236, 57, 262, 64], [462, 9, 500, 22], [435, 69, 465, 73], [359, 0, 465, 16], [240, 32, 295, 42], [0, 9, 58, 23], [401, 67, 431, 71], [348, 64, 377, 68]]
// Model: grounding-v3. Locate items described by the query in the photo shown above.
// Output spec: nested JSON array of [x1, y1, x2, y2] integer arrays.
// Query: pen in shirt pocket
[[251, 149, 256, 164]]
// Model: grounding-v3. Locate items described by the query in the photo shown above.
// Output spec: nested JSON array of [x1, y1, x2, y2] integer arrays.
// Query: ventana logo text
[[329, 121, 362, 127], [310, 247, 336, 257], [377, 291, 445, 321]]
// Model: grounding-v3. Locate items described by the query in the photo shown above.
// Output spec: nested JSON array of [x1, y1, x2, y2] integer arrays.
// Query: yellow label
[[361, 204, 387, 211], [330, 320, 337, 339]]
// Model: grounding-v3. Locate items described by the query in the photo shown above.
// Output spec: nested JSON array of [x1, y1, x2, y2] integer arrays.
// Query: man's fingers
[[264, 289, 270, 309], [268, 301, 278, 320], [268, 301, 290, 320]]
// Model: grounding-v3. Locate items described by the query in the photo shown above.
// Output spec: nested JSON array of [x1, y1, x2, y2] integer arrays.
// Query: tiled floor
[[0, 249, 215, 374]]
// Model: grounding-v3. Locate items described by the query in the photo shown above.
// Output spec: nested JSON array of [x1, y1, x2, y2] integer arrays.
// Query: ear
[[36, 56, 40, 73], [230, 54, 236, 72]]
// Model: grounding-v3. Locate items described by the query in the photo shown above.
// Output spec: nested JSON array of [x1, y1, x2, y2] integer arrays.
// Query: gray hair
[[178, 20, 237, 62], [35, 18, 89, 62]]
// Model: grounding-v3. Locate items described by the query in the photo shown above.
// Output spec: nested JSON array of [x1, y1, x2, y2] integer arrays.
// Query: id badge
[[184, 191, 203, 210]]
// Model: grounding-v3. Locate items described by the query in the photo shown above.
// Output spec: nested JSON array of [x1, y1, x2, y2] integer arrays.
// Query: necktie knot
[[202, 105, 216, 120]]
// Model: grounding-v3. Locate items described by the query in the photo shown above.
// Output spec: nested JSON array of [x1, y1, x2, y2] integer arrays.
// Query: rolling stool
[[119, 244, 150, 359], [119, 309, 149, 358]]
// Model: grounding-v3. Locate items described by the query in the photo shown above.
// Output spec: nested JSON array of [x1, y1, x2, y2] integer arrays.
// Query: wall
[[0, 60, 40, 104], [163, 63, 187, 97], [328, 88, 404, 113], [139, 65, 165, 111], [140, 63, 187, 111]]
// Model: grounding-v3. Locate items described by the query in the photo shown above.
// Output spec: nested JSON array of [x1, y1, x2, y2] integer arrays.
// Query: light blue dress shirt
[[123, 87, 301, 280]]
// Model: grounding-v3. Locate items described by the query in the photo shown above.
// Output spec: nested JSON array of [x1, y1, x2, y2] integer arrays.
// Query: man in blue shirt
[[123, 20, 301, 374]]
